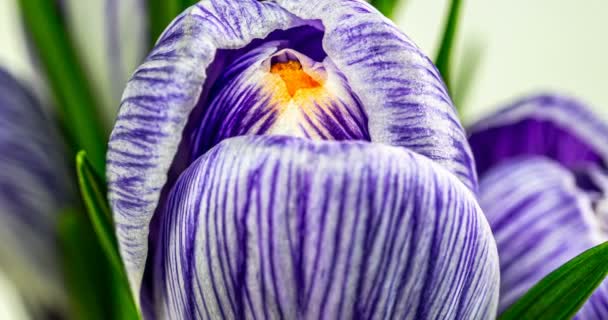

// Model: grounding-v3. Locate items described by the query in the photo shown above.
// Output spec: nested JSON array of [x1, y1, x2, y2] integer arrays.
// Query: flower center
[[191, 45, 370, 159], [270, 61, 321, 97]]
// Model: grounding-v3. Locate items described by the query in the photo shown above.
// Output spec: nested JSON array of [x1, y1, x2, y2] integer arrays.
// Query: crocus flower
[[468, 94, 608, 318], [107, 0, 500, 318], [0, 68, 72, 315]]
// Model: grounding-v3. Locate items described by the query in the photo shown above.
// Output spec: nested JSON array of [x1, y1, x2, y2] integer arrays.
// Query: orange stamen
[[270, 61, 321, 96]]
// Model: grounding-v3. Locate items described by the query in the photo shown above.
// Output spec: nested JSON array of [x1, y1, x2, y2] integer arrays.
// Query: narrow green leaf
[[452, 40, 484, 114], [499, 241, 608, 320], [76, 151, 140, 320], [370, 0, 402, 18], [17, 0, 108, 172], [76, 150, 120, 271], [148, 0, 200, 47], [434, 0, 463, 95]]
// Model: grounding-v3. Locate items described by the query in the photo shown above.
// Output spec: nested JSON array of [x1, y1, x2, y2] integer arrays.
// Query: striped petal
[[468, 93, 608, 177], [62, 0, 147, 122], [108, 0, 475, 297], [478, 157, 608, 318], [0, 69, 71, 312], [155, 135, 498, 319]]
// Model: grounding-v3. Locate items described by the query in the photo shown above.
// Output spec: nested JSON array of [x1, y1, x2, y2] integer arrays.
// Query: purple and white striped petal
[[155, 135, 498, 319], [478, 157, 608, 319], [468, 94, 608, 177], [109, 0, 302, 295], [108, 0, 475, 297], [0, 69, 71, 311]]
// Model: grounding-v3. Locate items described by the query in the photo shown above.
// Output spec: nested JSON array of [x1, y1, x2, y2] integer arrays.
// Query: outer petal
[[478, 157, 608, 318], [108, 0, 475, 296], [0, 69, 70, 311], [108, 1, 302, 294], [468, 94, 608, 177], [62, 0, 148, 123], [156, 136, 498, 319]]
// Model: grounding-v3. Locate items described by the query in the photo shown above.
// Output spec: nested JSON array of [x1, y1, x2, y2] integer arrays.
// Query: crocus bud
[[107, 1, 499, 318]]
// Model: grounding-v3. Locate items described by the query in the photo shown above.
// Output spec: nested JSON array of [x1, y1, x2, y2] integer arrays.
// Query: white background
[[395, 0, 608, 123]]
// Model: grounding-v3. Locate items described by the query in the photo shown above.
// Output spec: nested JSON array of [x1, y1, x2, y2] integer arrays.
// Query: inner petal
[[191, 44, 369, 158]]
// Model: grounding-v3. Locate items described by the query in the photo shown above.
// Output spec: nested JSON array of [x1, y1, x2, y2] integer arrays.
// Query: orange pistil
[[270, 60, 321, 97]]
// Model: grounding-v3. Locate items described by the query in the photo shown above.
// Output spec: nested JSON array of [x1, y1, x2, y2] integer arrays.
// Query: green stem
[[370, 0, 402, 18], [435, 0, 464, 95], [17, 0, 108, 172]]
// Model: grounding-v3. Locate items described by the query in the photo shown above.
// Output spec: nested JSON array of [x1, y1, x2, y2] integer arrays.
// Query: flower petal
[[468, 94, 608, 177], [108, 0, 301, 294], [478, 157, 608, 318], [155, 135, 498, 319], [0, 69, 70, 310]]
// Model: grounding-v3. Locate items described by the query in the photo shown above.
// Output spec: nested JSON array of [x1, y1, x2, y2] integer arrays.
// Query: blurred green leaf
[[370, 0, 402, 18], [17, 0, 108, 172], [434, 0, 463, 95], [76, 151, 140, 320], [452, 40, 483, 113], [499, 241, 608, 320], [148, 0, 200, 47]]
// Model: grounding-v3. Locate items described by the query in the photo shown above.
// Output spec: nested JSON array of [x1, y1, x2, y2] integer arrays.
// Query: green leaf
[[434, 0, 463, 95], [76, 151, 120, 272], [76, 151, 140, 320], [17, 0, 108, 172], [499, 241, 608, 320], [370, 0, 402, 18], [148, 0, 200, 47]]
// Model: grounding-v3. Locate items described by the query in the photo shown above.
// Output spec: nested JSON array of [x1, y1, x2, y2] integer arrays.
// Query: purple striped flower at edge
[[0, 69, 72, 315], [469, 93, 608, 319]]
